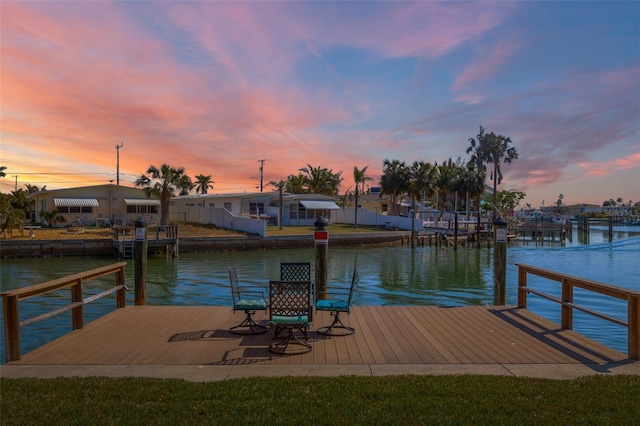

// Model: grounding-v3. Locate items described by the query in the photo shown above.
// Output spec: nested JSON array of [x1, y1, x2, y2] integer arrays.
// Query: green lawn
[[266, 223, 388, 236], [2, 375, 638, 424]]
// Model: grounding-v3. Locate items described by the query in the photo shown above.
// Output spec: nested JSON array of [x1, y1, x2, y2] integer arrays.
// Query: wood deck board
[[9, 305, 628, 366], [415, 306, 476, 363]]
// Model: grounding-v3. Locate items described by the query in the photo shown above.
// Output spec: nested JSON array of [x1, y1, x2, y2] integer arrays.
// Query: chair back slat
[[347, 269, 358, 306], [228, 268, 239, 305], [269, 280, 312, 318], [280, 262, 311, 282]]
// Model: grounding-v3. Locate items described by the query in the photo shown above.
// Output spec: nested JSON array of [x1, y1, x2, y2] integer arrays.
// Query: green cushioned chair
[[316, 269, 357, 336], [268, 280, 313, 354], [228, 268, 268, 335]]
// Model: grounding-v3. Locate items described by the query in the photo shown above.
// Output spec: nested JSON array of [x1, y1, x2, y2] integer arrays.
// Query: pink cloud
[[453, 38, 521, 93], [577, 152, 640, 177]]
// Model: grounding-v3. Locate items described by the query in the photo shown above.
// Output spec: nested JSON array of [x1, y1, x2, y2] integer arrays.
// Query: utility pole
[[258, 159, 266, 192], [13, 175, 18, 191], [115, 143, 123, 185]]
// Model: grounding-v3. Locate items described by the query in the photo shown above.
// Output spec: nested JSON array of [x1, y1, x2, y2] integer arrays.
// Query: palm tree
[[456, 162, 486, 248], [467, 126, 518, 219], [433, 158, 461, 219], [379, 159, 409, 216], [134, 164, 192, 227], [25, 184, 46, 194], [269, 179, 287, 230], [286, 173, 307, 194], [299, 164, 343, 196], [408, 161, 437, 246], [0, 166, 7, 179], [0, 192, 25, 237], [353, 165, 373, 229], [194, 174, 214, 194]]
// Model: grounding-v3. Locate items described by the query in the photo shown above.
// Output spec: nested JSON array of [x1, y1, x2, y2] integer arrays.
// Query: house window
[[224, 203, 232, 211], [126, 205, 159, 214], [289, 203, 324, 220], [249, 202, 265, 215], [57, 206, 93, 214], [208, 203, 215, 208]]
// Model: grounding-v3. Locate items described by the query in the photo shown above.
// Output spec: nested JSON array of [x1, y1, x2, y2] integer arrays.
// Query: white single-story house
[[27, 184, 160, 227], [170, 192, 341, 227]]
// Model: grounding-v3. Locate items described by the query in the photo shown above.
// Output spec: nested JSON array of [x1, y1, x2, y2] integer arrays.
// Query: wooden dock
[[9, 305, 629, 367]]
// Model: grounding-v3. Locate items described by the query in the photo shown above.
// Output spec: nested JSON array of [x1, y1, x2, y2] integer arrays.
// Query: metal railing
[[517, 263, 640, 359], [1, 262, 128, 362]]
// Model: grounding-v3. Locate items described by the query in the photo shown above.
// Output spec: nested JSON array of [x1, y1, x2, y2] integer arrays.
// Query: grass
[[265, 223, 386, 236], [2, 375, 639, 424], [6, 223, 384, 241]]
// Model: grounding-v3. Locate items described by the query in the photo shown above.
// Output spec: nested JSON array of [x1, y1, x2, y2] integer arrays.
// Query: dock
[[3, 305, 638, 381]]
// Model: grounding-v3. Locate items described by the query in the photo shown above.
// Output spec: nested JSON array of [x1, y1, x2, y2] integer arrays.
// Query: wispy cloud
[[1, 1, 637, 205]]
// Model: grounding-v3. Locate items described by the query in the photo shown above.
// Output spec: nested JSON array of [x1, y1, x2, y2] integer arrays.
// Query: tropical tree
[[0, 192, 25, 237], [298, 164, 343, 196], [495, 189, 527, 219], [456, 161, 487, 248], [194, 174, 214, 195], [407, 161, 437, 246], [269, 179, 287, 230], [134, 164, 192, 227], [467, 126, 518, 218], [25, 184, 46, 194], [285, 173, 307, 194], [433, 158, 462, 218], [0, 166, 6, 179], [38, 209, 60, 228], [379, 159, 409, 216], [353, 165, 373, 229]]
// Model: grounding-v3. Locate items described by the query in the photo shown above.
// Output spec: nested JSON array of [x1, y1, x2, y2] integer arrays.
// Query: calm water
[[1, 226, 639, 363]]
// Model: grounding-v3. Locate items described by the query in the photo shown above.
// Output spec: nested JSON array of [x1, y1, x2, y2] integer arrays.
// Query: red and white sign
[[314, 231, 328, 243]]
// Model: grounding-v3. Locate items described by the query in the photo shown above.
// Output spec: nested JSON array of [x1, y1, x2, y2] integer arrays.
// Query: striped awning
[[300, 200, 340, 210], [124, 198, 161, 206], [54, 198, 99, 207]]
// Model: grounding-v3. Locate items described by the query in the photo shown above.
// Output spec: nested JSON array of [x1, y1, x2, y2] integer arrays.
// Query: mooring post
[[134, 216, 148, 306], [493, 215, 508, 305], [314, 217, 329, 301]]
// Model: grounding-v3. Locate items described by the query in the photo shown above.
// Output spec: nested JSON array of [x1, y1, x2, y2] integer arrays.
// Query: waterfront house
[[27, 184, 160, 227], [170, 192, 341, 227]]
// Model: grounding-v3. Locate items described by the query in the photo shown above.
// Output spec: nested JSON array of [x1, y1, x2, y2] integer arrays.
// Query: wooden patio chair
[[228, 268, 268, 335], [316, 269, 357, 336], [268, 280, 313, 355]]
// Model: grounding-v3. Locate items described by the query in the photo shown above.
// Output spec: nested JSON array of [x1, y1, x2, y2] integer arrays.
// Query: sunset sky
[[1, 1, 638, 208]]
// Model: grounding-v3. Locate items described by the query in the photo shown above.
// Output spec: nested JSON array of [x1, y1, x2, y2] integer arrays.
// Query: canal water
[[1, 225, 639, 364]]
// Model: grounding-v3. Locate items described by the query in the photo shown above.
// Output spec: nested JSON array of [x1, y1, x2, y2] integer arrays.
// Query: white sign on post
[[135, 227, 145, 241], [496, 228, 507, 243]]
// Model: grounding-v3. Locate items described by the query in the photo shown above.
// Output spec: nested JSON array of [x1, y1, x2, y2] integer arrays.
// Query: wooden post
[[314, 217, 329, 301], [134, 216, 148, 306], [453, 213, 458, 251], [608, 216, 613, 243], [116, 266, 126, 308], [561, 278, 573, 330], [3, 294, 20, 362], [629, 294, 639, 360], [517, 266, 527, 308], [493, 216, 507, 305], [71, 278, 84, 330]]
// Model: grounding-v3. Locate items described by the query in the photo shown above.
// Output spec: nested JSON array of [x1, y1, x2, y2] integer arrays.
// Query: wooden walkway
[[10, 305, 628, 366]]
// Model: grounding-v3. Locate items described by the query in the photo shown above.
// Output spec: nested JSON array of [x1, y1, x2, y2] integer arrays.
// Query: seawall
[[0, 232, 411, 258]]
